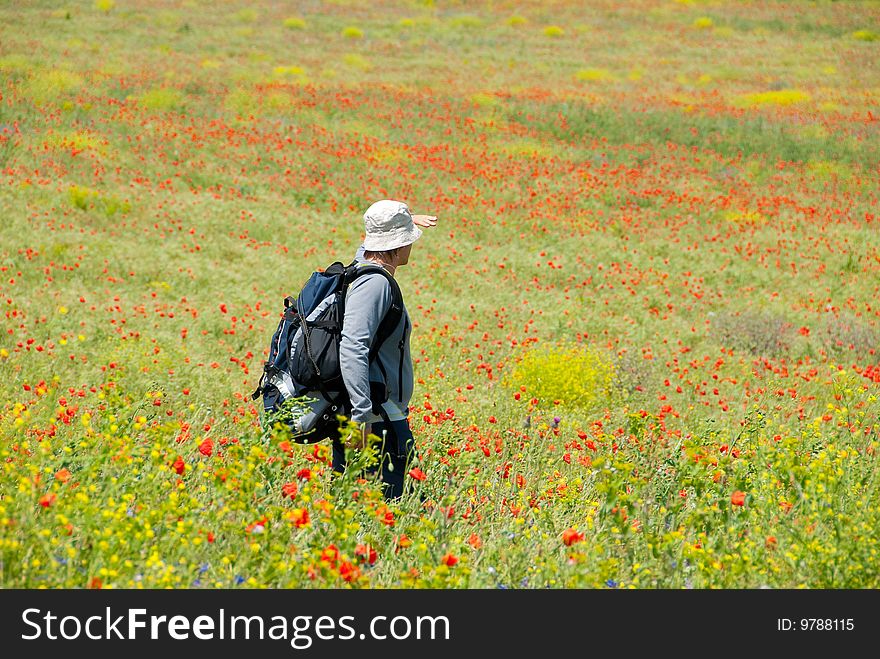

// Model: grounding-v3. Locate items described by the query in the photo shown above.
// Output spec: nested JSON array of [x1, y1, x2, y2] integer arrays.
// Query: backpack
[[252, 260, 403, 444]]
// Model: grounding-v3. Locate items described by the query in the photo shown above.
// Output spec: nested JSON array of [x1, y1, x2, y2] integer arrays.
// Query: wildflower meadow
[[1, 0, 879, 589]]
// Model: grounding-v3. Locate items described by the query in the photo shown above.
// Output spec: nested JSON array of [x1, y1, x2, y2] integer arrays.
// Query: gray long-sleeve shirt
[[339, 258, 413, 424]]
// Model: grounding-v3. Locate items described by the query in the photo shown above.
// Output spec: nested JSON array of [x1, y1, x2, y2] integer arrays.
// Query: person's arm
[[339, 274, 392, 428]]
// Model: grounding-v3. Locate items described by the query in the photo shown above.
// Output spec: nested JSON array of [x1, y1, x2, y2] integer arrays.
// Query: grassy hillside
[[1, 0, 879, 588]]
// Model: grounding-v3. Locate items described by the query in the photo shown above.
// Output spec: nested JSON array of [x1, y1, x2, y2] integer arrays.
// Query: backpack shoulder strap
[[346, 263, 404, 361]]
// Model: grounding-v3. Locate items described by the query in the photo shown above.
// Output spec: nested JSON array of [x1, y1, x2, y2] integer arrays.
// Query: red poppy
[[408, 467, 427, 481], [198, 438, 213, 457], [290, 508, 310, 528], [282, 482, 298, 499], [355, 543, 378, 565], [39, 493, 56, 508], [321, 544, 339, 566], [173, 456, 186, 475], [339, 561, 360, 582], [731, 490, 746, 506], [55, 468, 71, 483], [441, 552, 458, 567], [377, 508, 395, 526], [562, 528, 584, 546]]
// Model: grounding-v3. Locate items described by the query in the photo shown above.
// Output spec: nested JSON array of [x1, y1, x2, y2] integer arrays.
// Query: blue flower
[[199, 563, 210, 574], [605, 579, 619, 588], [234, 575, 245, 585]]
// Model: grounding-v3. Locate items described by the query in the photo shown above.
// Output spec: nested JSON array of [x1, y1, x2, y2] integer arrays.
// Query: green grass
[[506, 101, 879, 166]]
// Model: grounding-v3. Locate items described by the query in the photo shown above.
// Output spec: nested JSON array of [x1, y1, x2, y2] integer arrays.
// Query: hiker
[[335, 200, 434, 500]]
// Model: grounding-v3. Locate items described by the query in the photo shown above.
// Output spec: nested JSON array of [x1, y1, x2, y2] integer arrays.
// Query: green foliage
[[3, 375, 879, 588], [851, 29, 878, 42], [24, 69, 83, 106], [508, 345, 616, 410], [341, 26, 364, 39], [233, 8, 258, 24], [738, 89, 811, 107], [506, 100, 877, 165], [0, 54, 30, 77], [575, 68, 615, 82], [449, 15, 483, 30], [67, 184, 131, 217], [282, 17, 306, 30], [136, 88, 186, 112]]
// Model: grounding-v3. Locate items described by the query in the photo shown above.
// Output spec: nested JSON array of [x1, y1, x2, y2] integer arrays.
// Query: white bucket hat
[[362, 200, 423, 252]]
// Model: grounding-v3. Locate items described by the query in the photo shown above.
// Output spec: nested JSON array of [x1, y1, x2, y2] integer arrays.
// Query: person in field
[[335, 200, 436, 500]]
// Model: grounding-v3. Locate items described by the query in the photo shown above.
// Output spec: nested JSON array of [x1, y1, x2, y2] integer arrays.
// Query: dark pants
[[331, 418, 415, 500]]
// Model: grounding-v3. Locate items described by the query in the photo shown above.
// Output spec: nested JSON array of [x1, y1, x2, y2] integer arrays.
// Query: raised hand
[[412, 214, 438, 228]]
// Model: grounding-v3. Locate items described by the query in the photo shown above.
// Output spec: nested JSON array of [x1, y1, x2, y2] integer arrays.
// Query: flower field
[[1, 0, 879, 588]]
